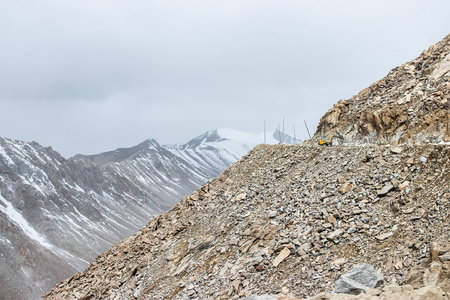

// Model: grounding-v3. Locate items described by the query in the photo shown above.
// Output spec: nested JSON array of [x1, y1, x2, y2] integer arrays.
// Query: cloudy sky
[[1, 0, 449, 157]]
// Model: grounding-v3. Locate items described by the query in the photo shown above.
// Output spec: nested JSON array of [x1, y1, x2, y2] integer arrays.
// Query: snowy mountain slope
[[0, 137, 161, 299], [0, 128, 300, 299]]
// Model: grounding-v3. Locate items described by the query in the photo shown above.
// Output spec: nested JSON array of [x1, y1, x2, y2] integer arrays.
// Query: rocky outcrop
[[42, 143, 450, 299], [314, 34, 450, 145]]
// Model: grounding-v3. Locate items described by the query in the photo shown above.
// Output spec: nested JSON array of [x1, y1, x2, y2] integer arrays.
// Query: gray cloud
[[1, 0, 449, 156]]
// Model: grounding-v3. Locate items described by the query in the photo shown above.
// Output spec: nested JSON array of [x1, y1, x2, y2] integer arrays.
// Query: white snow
[[0, 146, 14, 165], [0, 191, 52, 249], [216, 128, 280, 146], [0, 190, 89, 269], [0, 235, 12, 247]]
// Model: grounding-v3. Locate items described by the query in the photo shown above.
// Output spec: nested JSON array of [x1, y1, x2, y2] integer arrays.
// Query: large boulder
[[333, 263, 385, 295]]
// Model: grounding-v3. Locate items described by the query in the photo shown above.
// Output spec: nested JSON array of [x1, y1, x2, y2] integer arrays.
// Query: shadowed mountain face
[[0, 129, 296, 300]]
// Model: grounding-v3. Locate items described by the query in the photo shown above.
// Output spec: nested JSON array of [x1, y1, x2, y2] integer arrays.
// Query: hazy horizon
[[1, 0, 450, 157]]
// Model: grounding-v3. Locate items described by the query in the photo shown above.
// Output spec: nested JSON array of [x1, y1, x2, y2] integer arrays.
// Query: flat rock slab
[[376, 232, 393, 241], [273, 247, 291, 267], [377, 183, 393, 196]]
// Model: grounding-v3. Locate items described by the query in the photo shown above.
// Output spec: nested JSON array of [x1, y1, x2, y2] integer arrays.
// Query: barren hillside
[[43, 33, 450, 299], [43, 143, 450, 299]]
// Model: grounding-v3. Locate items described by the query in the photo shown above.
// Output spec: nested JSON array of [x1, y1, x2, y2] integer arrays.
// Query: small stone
[[353, 208, 362, 215], [337, 176, 346, 184], [299, 242, 312, 251], [403, 207, 415, 214], [390, 147, 403, 154], [236, 193, 247, 201], [391, 178, 399, 189], [331, 258, 346, 267], [321, 208, 329, 217], [255, 264, 265, 272], [377, 183, 393, 196], [268, 211, 277, 218], [376, 232, 393, 241], [273, 247, 291, 267], [323, 223, 333, 229], [399, 181, 410, 191], [440, 252, 450, 262], [338, 182, 352, 194], [347, 227, 357, 234], [419, 156, 427, 163], [328, 215, 337, 224], [327, 229, 343, 240]]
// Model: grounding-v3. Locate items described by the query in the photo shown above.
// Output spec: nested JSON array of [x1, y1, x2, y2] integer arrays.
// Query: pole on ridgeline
[[278, 124, 282, 143], [304, 120, 312, 140], [264, 120, 266, 144], [293, 125, 296, 143], [282, 117, 285, 143]]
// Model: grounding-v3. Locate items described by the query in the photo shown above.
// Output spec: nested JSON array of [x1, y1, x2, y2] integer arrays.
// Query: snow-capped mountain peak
[[178, 129, 226, 150]]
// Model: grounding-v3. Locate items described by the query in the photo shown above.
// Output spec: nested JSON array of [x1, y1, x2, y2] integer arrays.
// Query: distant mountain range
[[0, 128, 301, 299]]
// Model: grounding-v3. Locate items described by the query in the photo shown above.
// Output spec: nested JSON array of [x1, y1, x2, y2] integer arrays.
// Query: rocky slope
[[1, 129, 295, 300], [42, 33, 450, 299], [42, 143, 450, 299], [314, 33, 450, 146]]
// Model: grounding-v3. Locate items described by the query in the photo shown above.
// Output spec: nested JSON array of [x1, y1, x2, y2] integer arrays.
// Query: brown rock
[[273, 248, 291, 267], [338, 182, 352, 194], [399, 181, 410, 191], [376, 232, 393, 241]]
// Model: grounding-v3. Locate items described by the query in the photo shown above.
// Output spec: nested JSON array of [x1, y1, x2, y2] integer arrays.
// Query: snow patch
[[0, 190, 89, 270]]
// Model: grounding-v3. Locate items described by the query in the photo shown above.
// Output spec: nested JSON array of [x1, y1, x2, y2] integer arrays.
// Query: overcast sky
[[1, 0, 449, 157]]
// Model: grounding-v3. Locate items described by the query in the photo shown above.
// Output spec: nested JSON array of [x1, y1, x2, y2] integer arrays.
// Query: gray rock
[[327, 229, 343, 240], [390, 147, 403, 154], [333, 263, 385, 295], [375, 232, 393, 241], [440, 251, 450, 261], [377, 183, 393, 196]]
